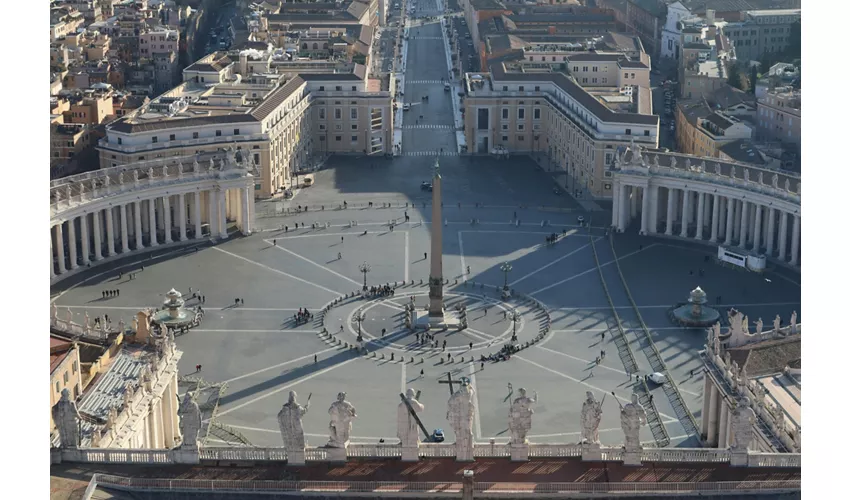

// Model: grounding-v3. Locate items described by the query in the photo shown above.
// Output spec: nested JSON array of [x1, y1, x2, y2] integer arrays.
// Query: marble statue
[[52, 303, 58, 320], [729, 166, 736, 179], [724, 350, 732, 368], [133, 170, 139, 184], [755, 318, 763, 335], [744, 169, 750, 182], [620, 394, 647, 452], [66, 307, 73, 324], [772, 173, 779, 188], [713, 322, 722, 342], [193, 159, 200, 173], [90, 179, 97, 192], [447, 381, 476, 455], [119, 172, 125, 184], [790, 311, 798, 333], [698, 160, 706, 172], [773, 314, 781, 333], [179, 392, 202, 448], [52, 388, 81, 448], [731, 361, 739, 379], [118, 318, 125, 334], [398, 388, 424, 448], [209, 159, 215, 171], [177, 162, 184, 176], [90, 428, 102, 448], [713, 332, 721, 355], [784, 178, 790, 191], [730, 397, 756, 451], [684, 158, 691, 170], [580, 391, 604, 445], [104, 176, 111, 187], [278, 391, 310, 451], [327, 392, 356, 448], [147, 168, 154, 181], [669, 156, 677, 168], [84, 311, 91, 333], [226, 148, 237, 167], [742, 315, 749, 335], [508, 388, 537, 445], [652, 154, 660, 166], [758, 171, 764, 185], [123, 382, 134, 410]]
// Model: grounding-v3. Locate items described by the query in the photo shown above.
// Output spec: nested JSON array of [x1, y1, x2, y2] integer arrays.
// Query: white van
[[302, 174, 314, 187]]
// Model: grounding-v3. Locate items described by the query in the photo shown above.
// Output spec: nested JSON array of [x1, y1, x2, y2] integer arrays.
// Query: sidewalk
[[438, 4, 466, 154]]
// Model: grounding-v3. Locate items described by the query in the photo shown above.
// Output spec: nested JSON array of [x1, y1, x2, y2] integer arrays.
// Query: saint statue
[[620, 393, 647, 452], [773, 314, 782, 333], [784, 178, 790, 191], [758, 171, 764, 185], [278, 391, 310, 451], [447, 381, 476, 456], [133, 170, 139, 183], [730, 397, 756, 451], [397, 388, 424, 448], [771, 173, 779, 188], [580, 391, 604, 445], [730, 166, 736, 179], [52, 303, 58, 320], [744, 169, 750, 182], [755, 317, 763, 335], [508, 388, 537, 445], [669, 156, 677, 168], [790, 311, 798, 333], [52, 388, 81, 449], [715, 163, 722, 175], [742, 315, 749, 335], [327, 392, 356, 448], [119, 172, 125, 184], [179, 392, 202, 448]]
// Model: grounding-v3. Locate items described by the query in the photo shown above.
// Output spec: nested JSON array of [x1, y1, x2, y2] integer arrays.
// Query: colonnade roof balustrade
[[50, 151, 258, 220], [615, 148, 801, 207]]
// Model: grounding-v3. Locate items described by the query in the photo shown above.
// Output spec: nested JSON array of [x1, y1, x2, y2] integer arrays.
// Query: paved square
[[51, 154, 801, 450]]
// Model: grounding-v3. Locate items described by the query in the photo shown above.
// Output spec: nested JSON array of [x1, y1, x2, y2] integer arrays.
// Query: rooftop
[[77, 344, 153, 422], [50, 336, 74, 374], [719, 139, 767, 165]]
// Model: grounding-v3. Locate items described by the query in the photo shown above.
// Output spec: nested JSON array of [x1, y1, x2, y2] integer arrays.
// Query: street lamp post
[[359, 262, 372, 291], [507, 309, 520, 342], [354, 309, 366, 342], [500, 262, 512, 291]]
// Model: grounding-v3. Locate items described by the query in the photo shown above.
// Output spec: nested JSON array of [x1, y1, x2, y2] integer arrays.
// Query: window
[[152, 136, 158, 143], [351, 124, 358, 130], [517, 124, 525, 131], [602, 77, 607, 84], [517, 135, 525, 141], [623, 73, 629, 79], [319, 108, 326, 119], [529, 56, 534, 61], [215, 130, 222, 136], [592, 66, 598, 72], [502, 135, 508, 141], [350, 108, 358, 120], [625, 128, 631, 135], [334, 109, 341, 119], [319, 86, 325, 91], [644, 130, 650, 136], [592, 78, 597, 84], [582, 78, 588, 84], [573, 66, 579, 72], [193, 132, 199, 139], [501, 124, 508, 131], [533, 108, 540, 120], [582, 66, 588, 72], [56, 382, 60, 393], [502, 86, 508, 91], [335, 86, 342, 91], [335, 124, 342, 131], [502, 108, 508, 120], [518, 108, 525, 120], [518, 86, 524, 91], [631, 73, 635, 79], [64, 372, 69, 383], [319, 124, 326, 130], [169, 134, 175, 141], [117, 138, 122, 145], [351, 135, 358, 142], [534, 86, 540, 91], [254, 153, 260, 164], [604, 183, 612, 190], [234, 129, 240, 135], [335, 135, 342, 141]]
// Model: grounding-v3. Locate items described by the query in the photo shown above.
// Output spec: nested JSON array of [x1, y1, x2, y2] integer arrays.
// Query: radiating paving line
[[212, 247, 342, 296], [264, 240, 361, 287], [509, 237, 596, 287]]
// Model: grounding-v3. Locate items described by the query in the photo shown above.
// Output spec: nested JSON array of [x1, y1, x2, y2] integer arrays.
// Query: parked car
[[432, 429, 445, 442], [576, 215, 585, 225], [421, 181, 433, 191], [648, 372, 668, 385]]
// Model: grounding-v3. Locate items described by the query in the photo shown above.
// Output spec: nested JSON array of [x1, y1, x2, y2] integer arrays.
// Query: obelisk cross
[[438, 371, 456, 395]]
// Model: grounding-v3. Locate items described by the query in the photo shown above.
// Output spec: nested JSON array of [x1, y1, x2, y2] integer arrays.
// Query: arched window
[[313, 43, 319, 50]]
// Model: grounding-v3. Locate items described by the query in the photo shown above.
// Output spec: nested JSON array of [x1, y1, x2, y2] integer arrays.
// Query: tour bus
[[302, 174, 314, 187]]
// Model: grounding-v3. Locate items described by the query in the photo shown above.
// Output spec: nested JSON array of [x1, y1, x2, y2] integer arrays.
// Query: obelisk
[[428, 159, 444, 320]]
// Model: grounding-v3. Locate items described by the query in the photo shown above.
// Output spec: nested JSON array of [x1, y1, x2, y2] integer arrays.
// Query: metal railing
[[587, 228, 640, 374], [608, 233, 700, 441], [748, 452, 801, 468], [636, 379, 671, 448]]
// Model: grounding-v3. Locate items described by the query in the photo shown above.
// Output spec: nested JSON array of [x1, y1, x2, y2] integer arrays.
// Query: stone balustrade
[[50, 316, 114, 342], [90, 474, 800, 495], [53, 443, 800, 467]]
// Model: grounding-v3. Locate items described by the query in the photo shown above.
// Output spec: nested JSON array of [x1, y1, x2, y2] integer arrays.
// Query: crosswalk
[[402, 124, 453, 130], [408, 36, 443, 40], [406, 80, 446, 85], [402, 151, 460, 157]]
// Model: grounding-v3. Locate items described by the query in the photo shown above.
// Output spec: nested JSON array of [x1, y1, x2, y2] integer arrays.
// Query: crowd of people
[[545, 229, 568, 244], [367, 285, 395, 298], [481, 343, 519, 363], [293, 308, 313, 326]]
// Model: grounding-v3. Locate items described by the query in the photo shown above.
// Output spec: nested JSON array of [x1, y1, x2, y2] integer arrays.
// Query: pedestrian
[[507, 382, 512, 393], [314, 354, 318, 364], [469, 342, 473, 350], [420, 369, 424, 376], [503, 310, 507, 319], [274, 239, 277, 246], [639, 245, 643, 251], [650, 395, 654, 404], [424, 252, 427, 259], [481, 362, 484, 370], [589, 370, 594, 378], [466, 265, 470, 275], [340, 325, 344, 332], [601, 331, 605, 341], [484, 308, 487, 316], [690, 369, 694, 377], [338, 252, 342, 260], [341, 236, 344, 243]]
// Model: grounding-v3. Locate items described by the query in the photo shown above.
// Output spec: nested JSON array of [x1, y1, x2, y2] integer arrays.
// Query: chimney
[[240, 51, 248, 75], [706, 9, 715, 24]]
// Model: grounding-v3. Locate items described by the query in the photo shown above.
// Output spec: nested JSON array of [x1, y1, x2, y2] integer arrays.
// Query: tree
[[748, 65, 759, 94], [727, 62, 744, 91]]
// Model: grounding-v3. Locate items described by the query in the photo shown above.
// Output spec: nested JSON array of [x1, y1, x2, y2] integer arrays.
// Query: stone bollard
[[381, 354, 385, 359], [420, 357, 424, 364]]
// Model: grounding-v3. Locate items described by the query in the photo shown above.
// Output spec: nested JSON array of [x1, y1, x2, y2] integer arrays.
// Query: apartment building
[[463, 60, 658, 200], [61, 92, 114, 125], [676, 102, 752, 158], [756, 86, 800, 146], [51, 6, 86, 41], [50, 337, 84, 433], [99, 51, 392, 199], [720, 9, 801, 63], [139, 28, 179, 57], [52, 123, 95, 167], [625, 0, 666, 58]]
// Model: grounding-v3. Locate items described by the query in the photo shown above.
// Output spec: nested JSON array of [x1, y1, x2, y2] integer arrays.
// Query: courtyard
[[50, 154, 801, 451]]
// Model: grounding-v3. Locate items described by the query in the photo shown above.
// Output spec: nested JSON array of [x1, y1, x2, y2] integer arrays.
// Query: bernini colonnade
[[611, 148, 801, 268], [50, 153, 255, 280]]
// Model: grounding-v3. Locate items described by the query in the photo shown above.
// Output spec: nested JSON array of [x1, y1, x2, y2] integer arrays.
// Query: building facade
[[756, 87, 800, 146], [625, 0, 666, 58], [720, 9, 801, 63]]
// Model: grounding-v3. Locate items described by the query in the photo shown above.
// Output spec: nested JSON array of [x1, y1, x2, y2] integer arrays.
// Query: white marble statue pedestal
[[622, 448, 642, 466], [413, 309, 463, 331], [730, 449, 749, 467], [173, 446, 201, 464], [326, 446, 348, 463], [401, 446, 420, 462], [510, 442, 529, 462], [581, 442, 603, 461], [287, 449, 306, 466]]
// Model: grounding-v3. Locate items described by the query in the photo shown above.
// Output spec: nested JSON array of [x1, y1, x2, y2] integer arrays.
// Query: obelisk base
[[414, 309, 463, 330]]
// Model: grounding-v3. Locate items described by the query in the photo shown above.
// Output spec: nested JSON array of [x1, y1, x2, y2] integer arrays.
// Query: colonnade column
[[778, 211, 789, 260], [163, 196, 173, 244], [665, 188, 675, 235], [618, 185, 629, 232], [695, 192, 706, 240], [50, 231, 55, 278], [732, 199, 741, 241], [679, 190, 691, 238], [752, 204, 763, 252], [766, 208, 776, 255], [718, 403, 730, 448], [611, 183, 621, 229], [80, 214, 90, 266], [55, 224, 67, 273], [135, 201, 144, 250], [706, 385, 719, 445], [648, 186, 659, 233], [724, 198, 734, 245], [217, 188, 228, 238], [700, 376, 712, 438], [120, 204, 129, 253], [790, 214, 801, 266], [194, 192, 202, 238], [629, 186, 638, 221], [208, 189, 217, 239], [718, 197, 727, 238], [241, 187, 252, 234], [178, 194, 187, 241], [640, 185, 650, 235], [709, 194, 720, 242], [67, 219, 78, 270], [105, 207, 116, 256], [149, 199, 159, 247], [738, 202, 749, 249], [93, 211, 103, 260]]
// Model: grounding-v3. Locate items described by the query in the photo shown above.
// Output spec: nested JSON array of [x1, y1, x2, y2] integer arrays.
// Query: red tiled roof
[[51, 336, 73, 374]]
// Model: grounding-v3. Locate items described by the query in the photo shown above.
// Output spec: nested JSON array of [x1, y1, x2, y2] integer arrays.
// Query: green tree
[[748, 65, 759, 94], [727, 62, 744, 91]]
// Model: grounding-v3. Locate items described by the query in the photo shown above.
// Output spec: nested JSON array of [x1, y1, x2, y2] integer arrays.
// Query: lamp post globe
[[500, 262, 513, 290], [359, 262, 372, 291]]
